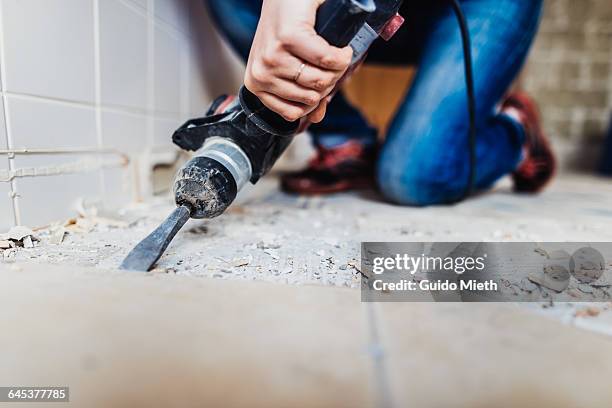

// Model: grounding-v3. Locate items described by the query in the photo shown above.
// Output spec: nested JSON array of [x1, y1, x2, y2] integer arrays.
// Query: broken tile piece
[[534, 247, 548, 257], [520, 278, 539, 293], [22, 236, 34, 249], [49, 228, 67, 245], [575, 307, 601, 318], [6, 226, 35, 241], [232, 255, 253, 268], [263, 249, 280, 261], [528, 263, 571, 293]]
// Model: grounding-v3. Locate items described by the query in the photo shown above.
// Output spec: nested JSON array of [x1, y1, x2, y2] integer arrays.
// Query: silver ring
[[293, 63, 306, 82]]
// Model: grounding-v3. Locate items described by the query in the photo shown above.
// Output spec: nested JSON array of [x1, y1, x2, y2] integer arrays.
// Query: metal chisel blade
[[120, 205, 191, 272]]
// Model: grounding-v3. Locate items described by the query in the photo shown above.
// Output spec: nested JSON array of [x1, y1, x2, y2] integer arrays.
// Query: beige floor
[[2, 263, 612, 408]]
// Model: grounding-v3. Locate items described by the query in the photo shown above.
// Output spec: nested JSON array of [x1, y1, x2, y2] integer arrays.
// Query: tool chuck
[[174, 137, 252, 219]]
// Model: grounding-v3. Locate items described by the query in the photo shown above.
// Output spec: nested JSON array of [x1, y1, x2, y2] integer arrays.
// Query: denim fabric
[[205, 0, 543, 205]]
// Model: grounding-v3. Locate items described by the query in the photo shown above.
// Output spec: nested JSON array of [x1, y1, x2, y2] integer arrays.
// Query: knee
[[376, 148, 466, 206]]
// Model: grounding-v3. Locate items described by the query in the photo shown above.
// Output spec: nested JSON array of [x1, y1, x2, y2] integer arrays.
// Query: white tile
[[154, 26, 181, 114], [0, 98, 11, 230], [124, 0, 147, 10], [187, 5, 244, 115], [16, 171, 101, 227], [0, 180, 14, 231], [2, 0, 95, 103], [102, 166, 133, 209], [154, 117, 182, 147], [101, 110, 147, 153], [99, 0, 148, 110], [187, 43, 210, 116], [0, 98, 7, 149], [154, 0, 188, 33], [7, 96, 97, 151], [6, 95, 102, 226], [0, 106, 13, 231]]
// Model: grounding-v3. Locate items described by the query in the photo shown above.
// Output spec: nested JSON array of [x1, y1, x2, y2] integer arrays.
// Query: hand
[[244, 0, 353, 123]]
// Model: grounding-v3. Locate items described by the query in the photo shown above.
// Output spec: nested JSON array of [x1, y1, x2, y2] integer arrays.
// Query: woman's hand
[[244, 0, 353, 123]]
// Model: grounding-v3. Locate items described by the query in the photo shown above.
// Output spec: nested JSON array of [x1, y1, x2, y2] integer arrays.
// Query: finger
[[273, 54, 342, 93], [281, 30, 353, 71], [266, 78, 323, 107], [307, 100, 328, 124], [257, 91, 314, 122]]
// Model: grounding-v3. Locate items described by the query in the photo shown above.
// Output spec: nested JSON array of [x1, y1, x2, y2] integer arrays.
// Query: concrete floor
[[10, 174, 612, 280], [2, 174, 612, 406]]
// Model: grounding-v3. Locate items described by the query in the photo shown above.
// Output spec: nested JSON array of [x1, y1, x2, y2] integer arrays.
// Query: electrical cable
[[449, 0, 477, 201]]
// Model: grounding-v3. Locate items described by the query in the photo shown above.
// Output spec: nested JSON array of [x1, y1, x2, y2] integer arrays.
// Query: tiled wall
[[521, 0, 612, 169], [0, 0, 244, 230]]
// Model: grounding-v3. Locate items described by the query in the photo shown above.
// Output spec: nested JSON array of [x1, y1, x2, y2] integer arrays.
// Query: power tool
[[120, 0, 406, 271]]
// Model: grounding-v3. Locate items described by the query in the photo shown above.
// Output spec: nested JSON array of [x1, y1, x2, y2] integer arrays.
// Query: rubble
[[0, 226, 39, 249], [534, 247, 548, 257], [49, 227, 67, 245], [574, 307, 601, 318], [232, 255, 253, 267], [528, 265, 570, 293], [22, 236, 34, 248], [520, 278, 539, 293]]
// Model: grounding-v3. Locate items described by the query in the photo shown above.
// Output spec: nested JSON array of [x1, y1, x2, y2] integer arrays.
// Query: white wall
[[0, 0, 244, 230]]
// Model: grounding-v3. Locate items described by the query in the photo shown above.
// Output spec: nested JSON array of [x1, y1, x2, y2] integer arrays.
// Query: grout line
[[179, 34, 190, 119], [0, 91, 182, 119], [147, 0, 155, 145], [143, 0, 156, 200], [0, 0, 20, 226], [93, 0, 107, 200], [365, 302, 395, 408], [117, 0, 147, 18], [152, 15, 188, 42]]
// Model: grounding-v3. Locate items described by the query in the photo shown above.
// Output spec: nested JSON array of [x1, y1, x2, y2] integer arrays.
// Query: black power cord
[[449, 0, 477, 202]]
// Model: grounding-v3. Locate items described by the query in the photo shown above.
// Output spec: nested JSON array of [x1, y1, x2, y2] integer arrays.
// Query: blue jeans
[[206, 0, 543, 205]]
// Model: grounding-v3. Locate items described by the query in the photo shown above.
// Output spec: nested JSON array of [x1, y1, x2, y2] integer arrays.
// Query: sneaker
[[502, 91, 557, 193], [280, 140, 376, 195]]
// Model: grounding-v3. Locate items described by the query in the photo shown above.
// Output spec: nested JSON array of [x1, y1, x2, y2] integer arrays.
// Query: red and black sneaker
[[502, 91, 557, 193], [280, 140, 376, 195]]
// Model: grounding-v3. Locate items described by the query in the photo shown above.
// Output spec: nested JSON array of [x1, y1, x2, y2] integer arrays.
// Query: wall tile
[[154, 117, 181, 147], [0, 98, 7, 150], [154, 26, 181, 114], [154, 0, 188, 33], [0, 180, 13, 231], [7, 96, 97, 151], [16, 171, 101, 227], [124, 0, 147, 10], [0, 97, 13, 230], [188, 3, 244, 115], [2, 0, 95, 103], [98, 108, 142, 209], [6, 96, 102, 226], [99, 0, 148, 110], [102, 166, 133, 209], [187, 43, 210, 116], [101, 110, 147, 153]]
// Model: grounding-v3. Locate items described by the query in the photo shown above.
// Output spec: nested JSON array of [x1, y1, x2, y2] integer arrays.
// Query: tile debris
[[574, 307, 601, 318], [0, 226, 39, 249]]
